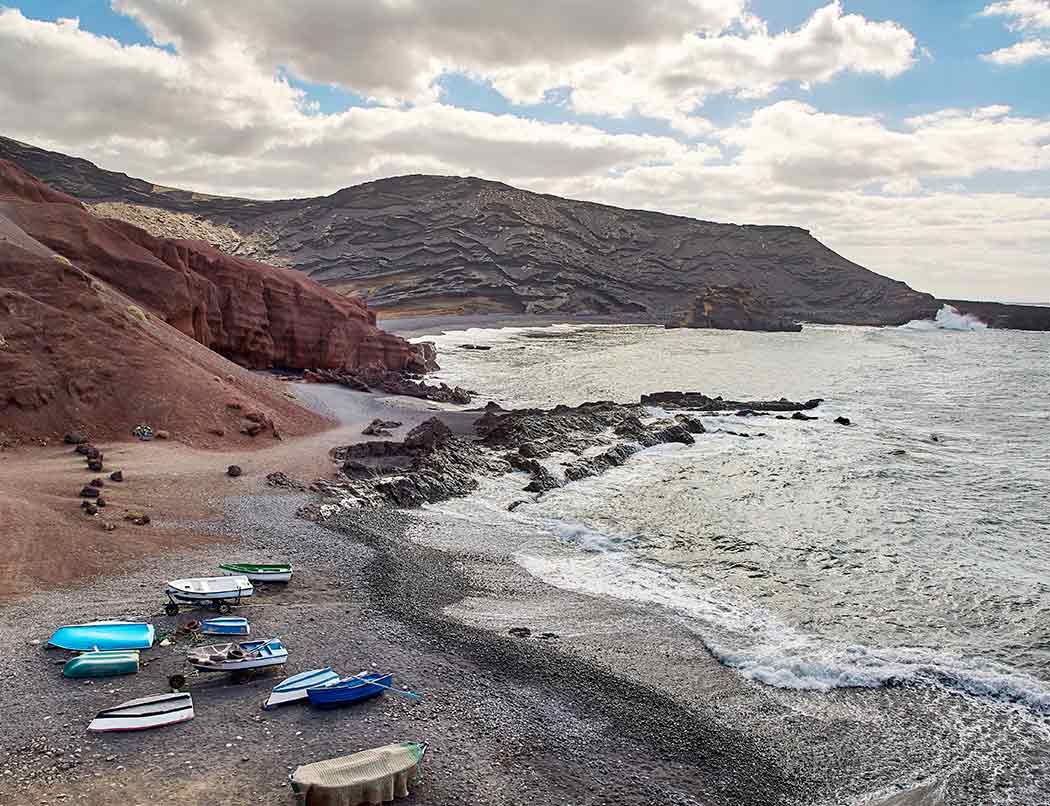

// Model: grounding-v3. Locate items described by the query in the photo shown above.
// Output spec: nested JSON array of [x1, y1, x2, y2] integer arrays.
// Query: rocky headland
[[0, 134, 944, 329]]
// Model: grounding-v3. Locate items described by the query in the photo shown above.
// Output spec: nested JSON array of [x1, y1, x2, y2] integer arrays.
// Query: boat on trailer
[[307, 672, 393, 708], [219, 563, 293, 583], [263, 667, 341, 709], [187, 638, 287, 673], [63, 650, 140, 678], [48, 620, 155, 652], [200, 616, 250, 636], [165, 575, 253, 615], [88, 692, 194, 732]]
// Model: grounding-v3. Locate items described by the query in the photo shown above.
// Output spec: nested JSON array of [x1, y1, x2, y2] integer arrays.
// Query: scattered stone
[[890, 449, 907, 456], [306, 367, 473, 404], [100, 522, 116, 532], [227, 465, 243, 478], [791, 412, 818, 421], [266, 471, 307, 490], [87, 459, 103, 472], [63, 433, 88, 445], [362, 418, 403, 437], [539, 632, 560, 640], [74, 443, 94, 456], [226, 401, 243, 411], [508, 627, 532, 638], [78, 486, 100, 498], [83, 503, 98, 516], [458, 344, 492, 350], [109, 470, 123, 482], [132, 514, 151, 526], [240, 420, 265, 437], [154, 429, 170, 440], [507, 500, 527, 512], [89, 478, 104, 488], [834, 416, 852, 426], [208, 428, 225, 437]]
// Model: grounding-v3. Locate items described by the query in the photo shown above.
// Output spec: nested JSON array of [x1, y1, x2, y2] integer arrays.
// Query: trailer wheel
[[165, 602, 180, 616], [168, 674, 187, 691]]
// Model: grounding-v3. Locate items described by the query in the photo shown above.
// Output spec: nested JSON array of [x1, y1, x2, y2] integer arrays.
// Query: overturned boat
[[290, 742, 427, 805], [63, 650, 140, 678], [48, 620, 155, 652], [264, 667, 341, 710], [88, 692, 194, 732], [306, 672, 392, 708]]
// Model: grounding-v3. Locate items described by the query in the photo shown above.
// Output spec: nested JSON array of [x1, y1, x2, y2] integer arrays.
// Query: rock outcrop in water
[[0, 159, 416, 441], [304, 394, 810, 515], [666, 286, 803, 332], [0, 135, 941, 328]]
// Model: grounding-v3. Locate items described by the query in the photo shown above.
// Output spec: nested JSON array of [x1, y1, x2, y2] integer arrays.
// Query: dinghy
[[63, 650, 139, 678], [290, 742, 427, 805], [88, 692, 194, 732], [167, 575, 253, 602], [263, 667, 341, 710], [219, 563, 293, 583], [200, 616, 250, 636], [48, 620, 155, 651], [187, 637, 287, 673], [306, 672, 392, 708]]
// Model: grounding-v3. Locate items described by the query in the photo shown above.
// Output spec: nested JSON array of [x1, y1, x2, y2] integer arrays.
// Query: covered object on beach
[[290, 742, 426, 805]]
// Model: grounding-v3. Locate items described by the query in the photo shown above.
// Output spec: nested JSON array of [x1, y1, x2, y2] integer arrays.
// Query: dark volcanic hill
[[0, 135, 949, 327]]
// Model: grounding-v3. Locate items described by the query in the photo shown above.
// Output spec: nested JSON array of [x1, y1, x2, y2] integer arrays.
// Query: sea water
[[414, 317, 1050, 716]]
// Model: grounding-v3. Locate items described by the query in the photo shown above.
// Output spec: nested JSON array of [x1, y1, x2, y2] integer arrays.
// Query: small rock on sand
[[227, 465, 243, 478]]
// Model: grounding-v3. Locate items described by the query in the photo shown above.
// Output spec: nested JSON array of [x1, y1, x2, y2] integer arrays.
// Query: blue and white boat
[[200, 616, 250, 636], [263, 667, 341, 709], [187, 637, 287, 673], [48, 620, 155, 652], [306, 672, 393, 708]]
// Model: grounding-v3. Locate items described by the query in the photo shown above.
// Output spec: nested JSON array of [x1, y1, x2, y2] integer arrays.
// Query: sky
[[1, 1, 1048, 303]]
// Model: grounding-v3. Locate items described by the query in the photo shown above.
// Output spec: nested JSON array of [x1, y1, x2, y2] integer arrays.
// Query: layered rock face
[[666, 286, 803, 332], [0, 159, 419, 373], [0, 135, 941, 328], [0, 160, 416, 441]]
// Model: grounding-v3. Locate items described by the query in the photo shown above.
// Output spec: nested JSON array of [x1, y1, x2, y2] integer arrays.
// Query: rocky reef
[[302, 393, 821, 516], [0, 135, 941, 328], [666, 285, 803, 332]]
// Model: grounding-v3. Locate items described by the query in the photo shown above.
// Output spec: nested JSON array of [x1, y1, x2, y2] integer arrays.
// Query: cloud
[[981, 37, 1050, 63], [0, 6, 1046, 301], [980, 1, 1050, 64], [980, 0, 1050, 31]]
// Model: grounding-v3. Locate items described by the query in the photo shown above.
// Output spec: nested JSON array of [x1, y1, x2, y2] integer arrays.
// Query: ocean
[[413, 316, 1050, 718]]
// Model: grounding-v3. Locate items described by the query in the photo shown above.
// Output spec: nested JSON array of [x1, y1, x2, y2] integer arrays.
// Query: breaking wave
[[516, 524, 1050, 714], [902, 304, 988, 331]]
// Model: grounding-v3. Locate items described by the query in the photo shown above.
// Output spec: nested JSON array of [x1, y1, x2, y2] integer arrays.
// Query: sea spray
[[902, 304, 988, 331]]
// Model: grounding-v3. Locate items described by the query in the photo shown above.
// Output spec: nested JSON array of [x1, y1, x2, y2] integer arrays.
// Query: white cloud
[[980, 0, 1050, 31], [981, 38, 1050, 64], [0, 6, 1047, 302], [980, 1, 1050, 64]]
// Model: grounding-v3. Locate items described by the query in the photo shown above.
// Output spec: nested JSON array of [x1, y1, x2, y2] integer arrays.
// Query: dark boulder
[[109, 470, 123, 482], [89, 478, 104, 488], [79, 485, 100, 498], [404, 418, 452, 450], [87, 459, 103, 472], [227, 465, 243, 477], [508, 627, 532, 638], [459, 344, 493, 350], [834, 416, 852, 426], [653, 423, 695, 445], [792, 412, 818, 421]]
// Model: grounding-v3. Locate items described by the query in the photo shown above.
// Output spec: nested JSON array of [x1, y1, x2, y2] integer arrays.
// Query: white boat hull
[[223, 569, 292, 583], [190, 655, 287, 672], [264, 668, 340, 709], [167, 575, 253, 601], [88, 692, 194, 732]]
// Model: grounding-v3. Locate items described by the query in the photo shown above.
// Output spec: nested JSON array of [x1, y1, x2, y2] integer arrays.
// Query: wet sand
[[1, 382, 1047, 805]]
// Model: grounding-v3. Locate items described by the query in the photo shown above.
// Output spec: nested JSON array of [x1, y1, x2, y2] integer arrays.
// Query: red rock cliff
[[0, 159, 420, 373]]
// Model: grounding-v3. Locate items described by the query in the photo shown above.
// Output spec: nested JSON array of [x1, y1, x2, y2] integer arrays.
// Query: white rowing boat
[[88, 692, 194, 732], [264, 667, 341, 709], [166, 575, 253, 602]]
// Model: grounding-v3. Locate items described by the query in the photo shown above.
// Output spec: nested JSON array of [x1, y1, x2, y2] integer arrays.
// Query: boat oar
[[349, 673, 422, 701]]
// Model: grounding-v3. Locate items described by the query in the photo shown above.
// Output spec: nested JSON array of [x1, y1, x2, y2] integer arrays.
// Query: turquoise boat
[[63, 650, 140, 678], [48, 620, 155, 651]]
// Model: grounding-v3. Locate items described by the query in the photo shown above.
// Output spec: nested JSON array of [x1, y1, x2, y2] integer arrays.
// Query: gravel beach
[[2, 384, 1048, 806]]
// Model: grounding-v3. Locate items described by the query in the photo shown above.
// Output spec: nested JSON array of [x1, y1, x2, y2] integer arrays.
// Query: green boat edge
[[219, 563, 292, 574], [62, 650, 141, 678]]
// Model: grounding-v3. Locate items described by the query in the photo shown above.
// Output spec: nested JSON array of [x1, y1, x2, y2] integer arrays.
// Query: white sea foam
[[516, 521, 1050, 713], [902, 304, 988, 331]]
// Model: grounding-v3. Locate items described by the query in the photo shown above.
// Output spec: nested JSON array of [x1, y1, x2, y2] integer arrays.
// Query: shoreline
[[381, 312, 658, 339], [3, 343, 1048, 804]]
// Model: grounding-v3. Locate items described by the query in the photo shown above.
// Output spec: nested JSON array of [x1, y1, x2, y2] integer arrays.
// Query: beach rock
[[109, 470, 123, 482], [675, 415, 707, 434], [227, 465, 243, 478], [87, 459, 103, 472], [78, 486, 99, 498], [413, 341, 440, 373], [63, 433, 87, 445], [74, 443, 94, 456], [240, 420, 265, 437], [404, 418, 452, 450], [154, 429, 170, 440], [83, 503, 98, 515], [792, 412, 818, 421], [507, 500, 527, 512], [89, 478, 104, 488], [96, 497, 107, 507], [834, 416, 852, 426], [518, 442, 549, 459], [100, 522, 116, 532], [653, 423, 695, 445], [362, 418, 402, 437], [508, 627, 532, 638], [208, 428, 225, 437], [304, 367, 473, 404], [459, 344, 492, 350], [265, 471, 307, 490], [640, 391, 823, 412]]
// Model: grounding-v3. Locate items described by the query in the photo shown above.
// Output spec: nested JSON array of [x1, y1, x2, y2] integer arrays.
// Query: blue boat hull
[[307, 673, 392, 708], [201, 617, 250, 635], [49, 621, 155, 652]]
